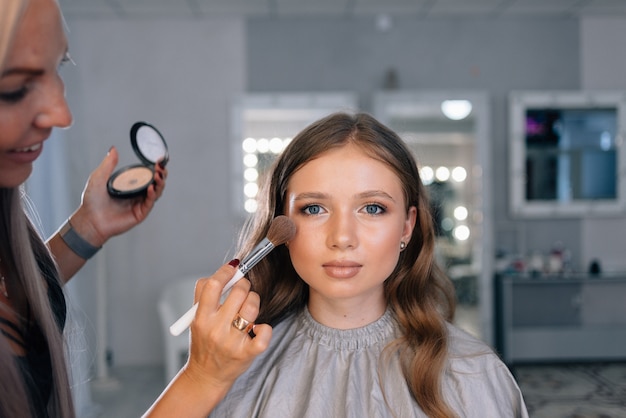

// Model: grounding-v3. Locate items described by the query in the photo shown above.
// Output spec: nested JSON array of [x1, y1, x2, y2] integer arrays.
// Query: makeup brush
[[169, 215, 296, 336]]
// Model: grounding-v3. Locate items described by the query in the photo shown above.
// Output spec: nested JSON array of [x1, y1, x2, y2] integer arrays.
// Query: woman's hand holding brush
[[143, 262, 272, 417], [145, 216, 295, 417]]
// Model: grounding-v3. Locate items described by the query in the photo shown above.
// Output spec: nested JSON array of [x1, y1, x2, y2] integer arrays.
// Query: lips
[[322, 261, 363, 279], [6, 142, 44, 164]]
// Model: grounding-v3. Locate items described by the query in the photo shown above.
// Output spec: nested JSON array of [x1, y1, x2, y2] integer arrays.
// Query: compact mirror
[[107, 121, 169, 198]]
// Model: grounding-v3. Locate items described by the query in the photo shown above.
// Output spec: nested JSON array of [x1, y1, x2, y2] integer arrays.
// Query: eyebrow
[[293, 190, 397, 202], [1, 67, 44, 78], [2, 47, 70, 78], [357, 190, 397, 202], [292, 192, 328, 201]]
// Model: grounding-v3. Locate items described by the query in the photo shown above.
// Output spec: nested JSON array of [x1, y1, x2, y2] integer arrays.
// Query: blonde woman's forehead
[[5, 0, 67, 68]]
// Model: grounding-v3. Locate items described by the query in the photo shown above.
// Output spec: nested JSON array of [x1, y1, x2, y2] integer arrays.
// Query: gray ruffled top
[[209, 308, 528, 417]]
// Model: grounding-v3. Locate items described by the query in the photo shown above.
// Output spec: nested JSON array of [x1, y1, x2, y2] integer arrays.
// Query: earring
[[400, 241, 406, 251]]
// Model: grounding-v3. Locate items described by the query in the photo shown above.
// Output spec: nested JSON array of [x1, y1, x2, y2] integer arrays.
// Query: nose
[[326, 210, 358, 250], [34, 76, 73, 129]]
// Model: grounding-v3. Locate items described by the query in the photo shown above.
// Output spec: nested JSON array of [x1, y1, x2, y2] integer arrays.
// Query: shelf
[[496, 274, 626, 365]]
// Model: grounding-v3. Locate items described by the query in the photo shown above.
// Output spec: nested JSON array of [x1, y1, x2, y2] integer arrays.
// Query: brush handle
[[169, 269, 245, 336], [168, 239, 277, 336], [168, 302, 198, 337]]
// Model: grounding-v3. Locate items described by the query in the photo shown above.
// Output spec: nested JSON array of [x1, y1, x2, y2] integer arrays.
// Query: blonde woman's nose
[[34, 79, 73, 129]]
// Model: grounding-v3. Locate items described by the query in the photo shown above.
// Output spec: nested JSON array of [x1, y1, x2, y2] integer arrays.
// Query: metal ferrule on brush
[[239, 238, 273, 275]]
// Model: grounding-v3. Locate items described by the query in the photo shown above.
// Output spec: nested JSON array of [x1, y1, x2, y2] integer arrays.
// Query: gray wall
[[247, 17, 584, 264], [58, 13, 626, 368], [62, 17, 246, 366], [580, 17, 626, 273]]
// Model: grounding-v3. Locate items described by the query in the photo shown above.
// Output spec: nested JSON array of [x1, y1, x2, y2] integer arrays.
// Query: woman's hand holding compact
[[70, 146, 168, 248]]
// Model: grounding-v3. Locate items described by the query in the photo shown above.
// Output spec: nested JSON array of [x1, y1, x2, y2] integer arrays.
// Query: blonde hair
[[1, 1, 75, 416], [239, 113, 457, 417], [0, 0, 26, 71]]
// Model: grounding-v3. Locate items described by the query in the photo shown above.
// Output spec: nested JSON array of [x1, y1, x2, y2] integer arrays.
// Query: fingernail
[[228, 259, 240, 268], [107, 146, 114, 155]]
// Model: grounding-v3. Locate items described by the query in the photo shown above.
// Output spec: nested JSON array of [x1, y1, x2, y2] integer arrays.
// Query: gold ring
[[232, 314, 251, 331]]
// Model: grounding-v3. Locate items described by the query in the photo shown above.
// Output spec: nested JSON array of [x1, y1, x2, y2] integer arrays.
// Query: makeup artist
[[0, 0, 168, 416]]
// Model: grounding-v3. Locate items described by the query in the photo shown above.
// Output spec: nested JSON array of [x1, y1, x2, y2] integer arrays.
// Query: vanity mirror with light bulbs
[[509, 90, 626, 218], [230, 92, 358, 216], [373, 90, 493, 343]]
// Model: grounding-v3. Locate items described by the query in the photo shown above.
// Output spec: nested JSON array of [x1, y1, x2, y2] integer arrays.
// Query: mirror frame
[[509, 90, 626, 218], [373, 90, 494, 345]]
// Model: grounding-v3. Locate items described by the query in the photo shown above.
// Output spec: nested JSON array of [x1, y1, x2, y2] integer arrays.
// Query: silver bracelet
[[59, 219, 102, 260]]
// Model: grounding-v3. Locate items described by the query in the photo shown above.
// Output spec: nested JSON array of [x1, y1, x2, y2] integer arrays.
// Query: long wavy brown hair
[[237, 112, 457, 417]]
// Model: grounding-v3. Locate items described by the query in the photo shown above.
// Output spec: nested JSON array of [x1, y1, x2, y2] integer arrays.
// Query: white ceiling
[[57, 0, 626, 19]]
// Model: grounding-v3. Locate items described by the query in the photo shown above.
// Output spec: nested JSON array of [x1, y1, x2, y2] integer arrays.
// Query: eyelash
[[0, 53, 73, 104], [300, 203, 387, 216], [0, 87, 28, 104], [60, 52, 75, 67], [363, 203, 386, 215], [301, 204, 324, 216]]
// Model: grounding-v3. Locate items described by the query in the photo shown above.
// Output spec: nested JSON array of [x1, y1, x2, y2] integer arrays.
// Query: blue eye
[[364, 204, 385, 215], [303, 204, 322, 215]]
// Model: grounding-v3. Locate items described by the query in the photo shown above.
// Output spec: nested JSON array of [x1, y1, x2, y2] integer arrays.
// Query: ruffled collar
[[296, 306, 398, 351]]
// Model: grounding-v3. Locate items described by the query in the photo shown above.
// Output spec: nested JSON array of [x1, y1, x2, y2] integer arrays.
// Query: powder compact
[[107, 121, 169, 198]]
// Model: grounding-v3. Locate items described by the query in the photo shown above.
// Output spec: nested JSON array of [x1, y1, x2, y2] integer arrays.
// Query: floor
[[87, 367, 164, 417], [514, 362, 626, 418]]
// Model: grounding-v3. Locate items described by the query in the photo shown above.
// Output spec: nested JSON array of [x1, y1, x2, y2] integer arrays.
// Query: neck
[[307, 292, 386, 329]]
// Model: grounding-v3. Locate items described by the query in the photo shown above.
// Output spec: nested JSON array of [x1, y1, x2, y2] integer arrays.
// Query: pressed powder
[[111, 166, 154, 193]]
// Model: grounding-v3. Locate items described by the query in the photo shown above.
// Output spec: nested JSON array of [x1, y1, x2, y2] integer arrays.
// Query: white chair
[[157, 276, 199, 384]]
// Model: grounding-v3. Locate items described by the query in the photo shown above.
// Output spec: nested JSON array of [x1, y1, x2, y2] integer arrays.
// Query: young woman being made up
[[147, 112, 528, 417]]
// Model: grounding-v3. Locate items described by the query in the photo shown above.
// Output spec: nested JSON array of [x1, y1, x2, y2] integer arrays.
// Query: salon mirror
[[107, 121, 168, 198], [509, 90, 626, 218], [374, 90, 493, 343], [231, 92, 358, 216]]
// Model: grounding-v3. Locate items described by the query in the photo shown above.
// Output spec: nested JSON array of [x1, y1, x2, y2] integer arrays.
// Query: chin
[[0, 167, 33, 188]]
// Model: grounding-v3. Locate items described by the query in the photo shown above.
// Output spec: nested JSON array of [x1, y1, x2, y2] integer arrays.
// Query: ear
[[401, 206, 417, 245]]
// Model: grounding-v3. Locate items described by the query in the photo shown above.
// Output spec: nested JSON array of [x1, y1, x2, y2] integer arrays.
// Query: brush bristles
[[267, 215, 296, 246]]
